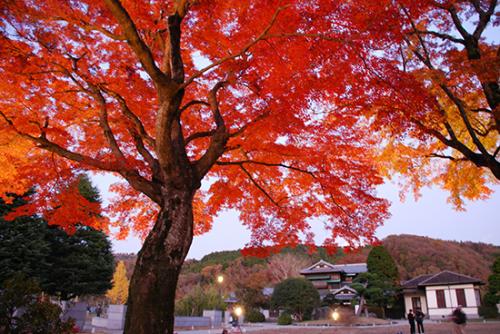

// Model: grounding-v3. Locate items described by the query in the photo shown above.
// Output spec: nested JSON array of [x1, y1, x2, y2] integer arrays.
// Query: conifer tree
[[107, 261, 130, 305], [367, 245, 399, 284]]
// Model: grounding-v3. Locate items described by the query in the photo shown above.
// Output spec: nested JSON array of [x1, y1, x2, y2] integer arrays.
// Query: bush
[[277, 312, 292, 325], [0, 274, 75, 334], [16, 300, 76, 334], [479, 305, 499, 319], [246, 309, 266, 323]]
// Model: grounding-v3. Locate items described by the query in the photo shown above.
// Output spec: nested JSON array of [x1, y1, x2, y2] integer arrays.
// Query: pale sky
[[93, 174, 500, 260]]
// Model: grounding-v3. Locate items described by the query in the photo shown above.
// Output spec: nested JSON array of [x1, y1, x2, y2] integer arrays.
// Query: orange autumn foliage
[[0, 0, 392, 251], [339, 0, 499, 208]]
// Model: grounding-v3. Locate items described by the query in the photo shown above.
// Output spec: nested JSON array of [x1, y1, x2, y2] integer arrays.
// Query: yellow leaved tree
[[107, 261, 129, 305]]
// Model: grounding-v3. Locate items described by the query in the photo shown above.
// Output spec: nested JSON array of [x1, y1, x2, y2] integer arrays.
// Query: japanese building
[[402, 270, 483, 319], [300, 259, 367, 303]]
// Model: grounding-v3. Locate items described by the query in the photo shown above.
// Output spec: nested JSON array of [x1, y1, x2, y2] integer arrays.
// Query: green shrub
[[277, 312, 292, 325], [0, 274, 75, 334], [16, 300, 76, 334], [479, 305, 499, 319], [246, 309, 265, 323]]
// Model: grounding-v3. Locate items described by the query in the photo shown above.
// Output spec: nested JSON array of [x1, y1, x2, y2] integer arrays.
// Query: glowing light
[[235, 306, 243, 317], [217, 275, 224, 284], [332, 310, 340, 321]]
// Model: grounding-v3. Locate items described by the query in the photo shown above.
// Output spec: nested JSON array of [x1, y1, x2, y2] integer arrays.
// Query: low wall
[[175, 316, 211, 327]]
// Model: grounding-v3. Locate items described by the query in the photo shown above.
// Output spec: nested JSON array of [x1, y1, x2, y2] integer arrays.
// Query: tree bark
[[123, 187, 195, 334]]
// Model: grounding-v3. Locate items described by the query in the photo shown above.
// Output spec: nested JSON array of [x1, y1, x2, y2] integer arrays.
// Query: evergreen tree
[[367, 245, 399, 283], [271, 278, 319, 321], [0, 193, 50, 287], [44, 225, 114, 300], [352, 272, 398, 318], [357, 246, 401, 318], [0, 175, 114, 300], [107, 261, 130, 305], [480, 256, 500, 318]]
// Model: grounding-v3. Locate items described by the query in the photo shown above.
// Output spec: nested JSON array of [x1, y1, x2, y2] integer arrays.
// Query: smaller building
[[300, 259, 367, 302], [402, 271, 483, 320]]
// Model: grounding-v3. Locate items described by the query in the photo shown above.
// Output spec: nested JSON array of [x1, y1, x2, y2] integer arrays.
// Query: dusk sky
[[94, 175, 500, 260]]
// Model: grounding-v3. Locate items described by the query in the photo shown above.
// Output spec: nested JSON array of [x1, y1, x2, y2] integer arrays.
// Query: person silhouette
[[407, 309, 416, 334], [415, 307, 425, 333]]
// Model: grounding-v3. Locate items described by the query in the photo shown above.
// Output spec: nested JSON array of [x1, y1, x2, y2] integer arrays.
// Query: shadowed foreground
[[247, 322, 500, 334]]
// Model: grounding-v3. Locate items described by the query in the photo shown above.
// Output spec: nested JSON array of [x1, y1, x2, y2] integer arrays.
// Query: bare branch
[[410, 29, 465, 44], [181, 5, 290, 89], [239, 164, 281, 207], [216, 160, 314, 177]]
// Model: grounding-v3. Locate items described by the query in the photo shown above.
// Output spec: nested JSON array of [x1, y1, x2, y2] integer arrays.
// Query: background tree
[[266, 253, 312, 284], [174, 285, 225, 317], [480, 255, 500, 318], [0, 177, 114, 300], [0, 274, 75, 334], [352, 272, 398, 318], [107, 261, 130, 305], [271, 277, 319, 321], [0, 193, 50, 287], [346, 0, 499, 207], [367, 245, 399, 284]]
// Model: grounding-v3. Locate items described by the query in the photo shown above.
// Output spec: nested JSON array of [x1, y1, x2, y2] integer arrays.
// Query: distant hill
[[383, 234, 500, 282], [114, 234, 500, 283]]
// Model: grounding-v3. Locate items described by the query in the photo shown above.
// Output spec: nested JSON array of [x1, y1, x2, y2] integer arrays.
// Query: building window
[[456, 289, 467, 307], [412, 297, 421, 310], [436, 290, 446, 308]]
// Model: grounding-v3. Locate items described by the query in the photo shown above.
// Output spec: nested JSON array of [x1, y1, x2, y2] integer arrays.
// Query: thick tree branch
[[472, 0, 497, 39], [179, 100, 210, 114], [102, 0, 168, 86], [185, 130, 215, 145], [103, 88, 156, 147], [411, 29, 465, 44], [104, 89, 160, 175], [167, 13, 184, 83], [91, 87, 128, 165], [194, 82, 229, 178]]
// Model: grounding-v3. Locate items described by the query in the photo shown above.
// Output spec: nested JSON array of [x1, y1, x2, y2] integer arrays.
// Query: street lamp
[[216, 274, 225, 326], [234, 306, 243, 317]]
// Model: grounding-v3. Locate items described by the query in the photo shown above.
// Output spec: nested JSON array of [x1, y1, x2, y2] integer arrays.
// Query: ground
[[245, 322, 500, 334]]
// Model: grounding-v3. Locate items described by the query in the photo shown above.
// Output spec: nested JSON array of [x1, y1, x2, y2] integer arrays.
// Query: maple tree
[[345, 0, 499, 207], [0, 1, 396, 333]]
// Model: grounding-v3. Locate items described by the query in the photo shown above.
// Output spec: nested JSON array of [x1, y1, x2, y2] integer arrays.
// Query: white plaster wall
[[425, 285, 479, 320]]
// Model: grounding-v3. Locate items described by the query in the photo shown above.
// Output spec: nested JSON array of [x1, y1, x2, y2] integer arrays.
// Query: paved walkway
[[86, 320, 412, 334]]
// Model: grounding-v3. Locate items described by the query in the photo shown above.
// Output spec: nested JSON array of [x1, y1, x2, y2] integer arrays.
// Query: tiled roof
[[402, 274, 434, 289], [300, 260, 367, 275], [402, 271, 483, 288]]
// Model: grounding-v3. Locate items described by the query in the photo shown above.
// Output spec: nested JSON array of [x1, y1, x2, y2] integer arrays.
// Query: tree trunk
[[356, 295, 365, 317], [123, 188, 194, 334]]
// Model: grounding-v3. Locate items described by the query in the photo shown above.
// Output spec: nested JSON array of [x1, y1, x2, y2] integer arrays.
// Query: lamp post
[[216, 274, 224, 325]]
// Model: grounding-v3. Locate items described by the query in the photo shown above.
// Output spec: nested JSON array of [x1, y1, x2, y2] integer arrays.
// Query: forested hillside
[[115, 234, 499, 296], [383, 235, 499, 281]]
